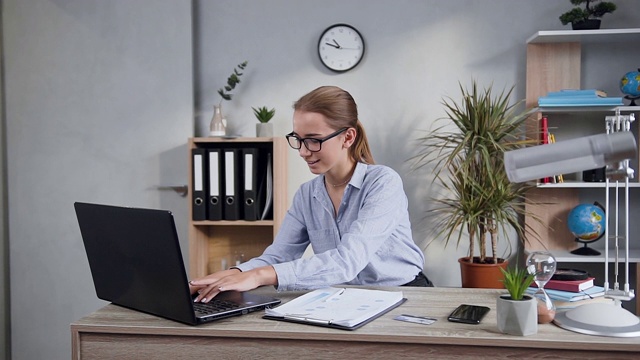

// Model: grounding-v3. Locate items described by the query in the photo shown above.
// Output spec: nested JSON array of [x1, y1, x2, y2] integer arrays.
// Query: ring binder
[[191, 148, 207, 221]]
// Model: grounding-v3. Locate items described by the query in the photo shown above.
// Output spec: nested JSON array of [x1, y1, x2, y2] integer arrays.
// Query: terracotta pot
[[458, 257, 508, 288]]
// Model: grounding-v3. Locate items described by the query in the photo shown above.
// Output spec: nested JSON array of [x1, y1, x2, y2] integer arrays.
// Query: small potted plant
[[497, 266, 537, 336], [559, 0, 617, 30], [253, 106, 275, 137], [210, 61, 248, 137]]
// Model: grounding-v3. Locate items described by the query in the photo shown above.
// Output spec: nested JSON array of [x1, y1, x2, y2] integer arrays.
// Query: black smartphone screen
[[447, 304, 490, 324]]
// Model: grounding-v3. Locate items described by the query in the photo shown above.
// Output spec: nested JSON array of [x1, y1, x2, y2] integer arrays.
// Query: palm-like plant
[[413, 81, 539, 265]]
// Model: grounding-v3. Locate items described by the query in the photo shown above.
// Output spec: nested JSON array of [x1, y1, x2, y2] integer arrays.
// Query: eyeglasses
[[286, 128, 348, 152]]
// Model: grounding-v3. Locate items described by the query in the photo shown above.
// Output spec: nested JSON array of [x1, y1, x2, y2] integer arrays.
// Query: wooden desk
[[71, 287, 640, 359]]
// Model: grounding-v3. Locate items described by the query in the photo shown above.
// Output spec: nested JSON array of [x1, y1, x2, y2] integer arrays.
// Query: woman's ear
[[343, 127, 357, 148]]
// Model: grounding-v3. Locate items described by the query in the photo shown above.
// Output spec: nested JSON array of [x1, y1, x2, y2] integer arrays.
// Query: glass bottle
[[209, 104, 226, 137], [526, 251, 557, 324]]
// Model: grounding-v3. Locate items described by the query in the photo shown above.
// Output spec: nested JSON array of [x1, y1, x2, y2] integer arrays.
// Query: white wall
[[193, 0, 640, 286]]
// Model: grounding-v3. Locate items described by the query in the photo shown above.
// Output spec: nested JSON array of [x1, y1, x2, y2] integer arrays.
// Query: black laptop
[[74, 202, 281, 325]]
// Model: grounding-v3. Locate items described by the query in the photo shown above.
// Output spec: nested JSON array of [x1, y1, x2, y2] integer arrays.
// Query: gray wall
[[2, 1, 640, 359], [3, 1, 193, 359]]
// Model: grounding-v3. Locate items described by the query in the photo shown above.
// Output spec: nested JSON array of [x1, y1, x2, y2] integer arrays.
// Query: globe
[[567, 203, 605, 242], [567, 203, 605, 256], [620, 69, 640, 98]]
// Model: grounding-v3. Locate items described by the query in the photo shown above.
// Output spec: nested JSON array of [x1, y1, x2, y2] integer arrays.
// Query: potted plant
[[412, 81, 539, 288], [559, 0, 617, 30], [253, 106, 275, 137], [497, 266, 537, 336], [210, 61, 248, 137]]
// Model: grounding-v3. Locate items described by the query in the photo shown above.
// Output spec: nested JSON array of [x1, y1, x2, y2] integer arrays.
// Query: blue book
[[538, 96, 624, 107], [546, 89, 607, 97], [526, 286, 606, 302]]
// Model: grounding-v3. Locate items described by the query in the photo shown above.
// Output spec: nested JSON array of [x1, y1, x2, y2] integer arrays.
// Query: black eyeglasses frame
[[285, 127, 349, 152]]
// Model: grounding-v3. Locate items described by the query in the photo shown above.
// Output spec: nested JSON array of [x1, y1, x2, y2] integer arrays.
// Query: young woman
[[190, 86, 428, 303]]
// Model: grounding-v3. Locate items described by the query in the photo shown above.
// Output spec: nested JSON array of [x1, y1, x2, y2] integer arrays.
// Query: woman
[[190, 86, 428, 303]]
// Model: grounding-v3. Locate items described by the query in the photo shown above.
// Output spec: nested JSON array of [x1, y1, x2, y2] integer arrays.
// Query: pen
[[323, 288, 345, 302]]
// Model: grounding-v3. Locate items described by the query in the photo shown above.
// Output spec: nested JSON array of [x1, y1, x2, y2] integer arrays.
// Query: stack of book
[[538, 89, 624, 107], [527, 276, 610, 310]]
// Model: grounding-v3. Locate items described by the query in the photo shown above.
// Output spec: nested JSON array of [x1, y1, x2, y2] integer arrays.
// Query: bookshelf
[[524, 30, 640, 314], [187, 137, 288, 278]]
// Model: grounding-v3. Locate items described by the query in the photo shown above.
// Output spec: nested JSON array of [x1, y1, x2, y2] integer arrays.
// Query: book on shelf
[[264, 287, 406, 330], [540, 116, 551, 184], [546, 89, 607, 98], [531, 277, 594, 292], [526, 285, 605, 302], [538, 96, 624, 107]]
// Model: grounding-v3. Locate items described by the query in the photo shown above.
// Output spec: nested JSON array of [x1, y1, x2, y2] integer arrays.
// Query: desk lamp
[[504, 113, 640, 337]]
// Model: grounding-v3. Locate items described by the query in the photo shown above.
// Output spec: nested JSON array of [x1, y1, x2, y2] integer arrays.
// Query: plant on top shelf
[[217, 61, 248, 105], [252, 106, 276, 123], [559, 0, 616, 30], [500, 266, 535, 300], [411, 80, 541, 288]]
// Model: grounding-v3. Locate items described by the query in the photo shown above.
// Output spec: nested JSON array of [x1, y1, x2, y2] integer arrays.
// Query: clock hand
[[332, 39, 341, 48], [325, 42, 340, 48]]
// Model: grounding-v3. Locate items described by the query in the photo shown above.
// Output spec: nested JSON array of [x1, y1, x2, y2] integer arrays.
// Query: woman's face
[[291, 110, 350, 175]]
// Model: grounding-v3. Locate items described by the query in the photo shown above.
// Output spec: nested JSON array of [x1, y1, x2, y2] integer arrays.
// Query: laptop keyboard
[[194, 299, 241, 316]]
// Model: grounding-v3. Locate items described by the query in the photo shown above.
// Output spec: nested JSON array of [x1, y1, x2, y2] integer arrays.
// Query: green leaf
[[217, 61, 248, 103]]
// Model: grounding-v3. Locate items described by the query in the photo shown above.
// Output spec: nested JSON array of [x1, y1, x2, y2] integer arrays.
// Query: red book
[[533, 277, 595, 292], [540, 116, 551, 183]]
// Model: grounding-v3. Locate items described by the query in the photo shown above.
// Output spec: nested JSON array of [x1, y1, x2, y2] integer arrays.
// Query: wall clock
[[317, 24, 365, 72]]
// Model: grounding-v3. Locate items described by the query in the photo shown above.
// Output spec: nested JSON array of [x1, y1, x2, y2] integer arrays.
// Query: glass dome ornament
[[526, 251, 557, 324]]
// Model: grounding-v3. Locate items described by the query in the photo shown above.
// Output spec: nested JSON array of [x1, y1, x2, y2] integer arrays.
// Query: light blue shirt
[[236, 162, 425, 291]]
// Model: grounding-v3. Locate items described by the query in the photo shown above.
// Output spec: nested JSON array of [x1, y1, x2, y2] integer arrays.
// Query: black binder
[[242, 148, 260, 220], [191, 148, 207, 221], [207, 148, 223, 221], [223, 149, 240, 220]]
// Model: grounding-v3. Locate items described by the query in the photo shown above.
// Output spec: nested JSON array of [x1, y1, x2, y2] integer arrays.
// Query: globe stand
[[570, 242, 601, 256], [624, 95, 640, 106]]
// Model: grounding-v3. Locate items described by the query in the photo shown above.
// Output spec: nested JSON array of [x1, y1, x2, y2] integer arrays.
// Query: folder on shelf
[[207, 148, 223, 221], [242, 148, 260, 221], [260, 152, 273, 220], [191, 148, 207, 221], [223, 149, 241, 220]]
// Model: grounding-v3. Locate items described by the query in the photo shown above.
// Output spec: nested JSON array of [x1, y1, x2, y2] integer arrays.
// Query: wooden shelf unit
[[524, 29, 640, 254], [524, 30, 640, 315], [187, 137, 288, 278]]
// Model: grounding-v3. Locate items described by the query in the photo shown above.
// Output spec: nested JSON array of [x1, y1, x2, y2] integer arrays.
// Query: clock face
[[318, 24, 365, 72]]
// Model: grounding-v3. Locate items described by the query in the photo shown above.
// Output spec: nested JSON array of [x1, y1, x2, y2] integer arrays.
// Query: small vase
[[256, 123, 273, 137], [210, 105, 227, 137]]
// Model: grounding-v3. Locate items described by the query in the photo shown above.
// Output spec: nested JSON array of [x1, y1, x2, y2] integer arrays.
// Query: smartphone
[[447, 304, 490, 324]]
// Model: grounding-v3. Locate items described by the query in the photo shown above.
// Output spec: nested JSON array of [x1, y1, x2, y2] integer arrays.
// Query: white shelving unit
[[524, 29, 640, 314]]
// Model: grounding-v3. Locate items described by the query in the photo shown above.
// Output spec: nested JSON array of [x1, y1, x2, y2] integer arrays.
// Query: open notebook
[[264, 287, 406, 330], [74, 202, 281, 325]]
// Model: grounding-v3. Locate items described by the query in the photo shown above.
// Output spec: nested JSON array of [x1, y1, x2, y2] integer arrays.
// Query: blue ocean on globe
[[620, 69, 640, 98], [567, 203, 605, 242]]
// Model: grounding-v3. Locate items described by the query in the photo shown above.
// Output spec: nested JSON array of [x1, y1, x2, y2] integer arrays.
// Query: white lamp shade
[[504, 132, 637, 183]]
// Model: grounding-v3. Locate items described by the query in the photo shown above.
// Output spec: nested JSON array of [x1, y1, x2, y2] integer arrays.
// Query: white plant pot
[[496, 294, 538, 336], [256, 123, 273, 137]]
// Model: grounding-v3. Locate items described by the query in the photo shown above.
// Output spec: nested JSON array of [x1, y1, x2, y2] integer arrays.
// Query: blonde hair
[[293, 86, 374, 164]]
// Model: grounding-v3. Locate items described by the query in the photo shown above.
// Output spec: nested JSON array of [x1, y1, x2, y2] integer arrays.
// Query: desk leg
[[636, 263, 639, 316]]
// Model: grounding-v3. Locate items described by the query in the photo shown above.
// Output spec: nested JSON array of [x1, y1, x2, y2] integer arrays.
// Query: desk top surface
[[71, 286, 640, 352]]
